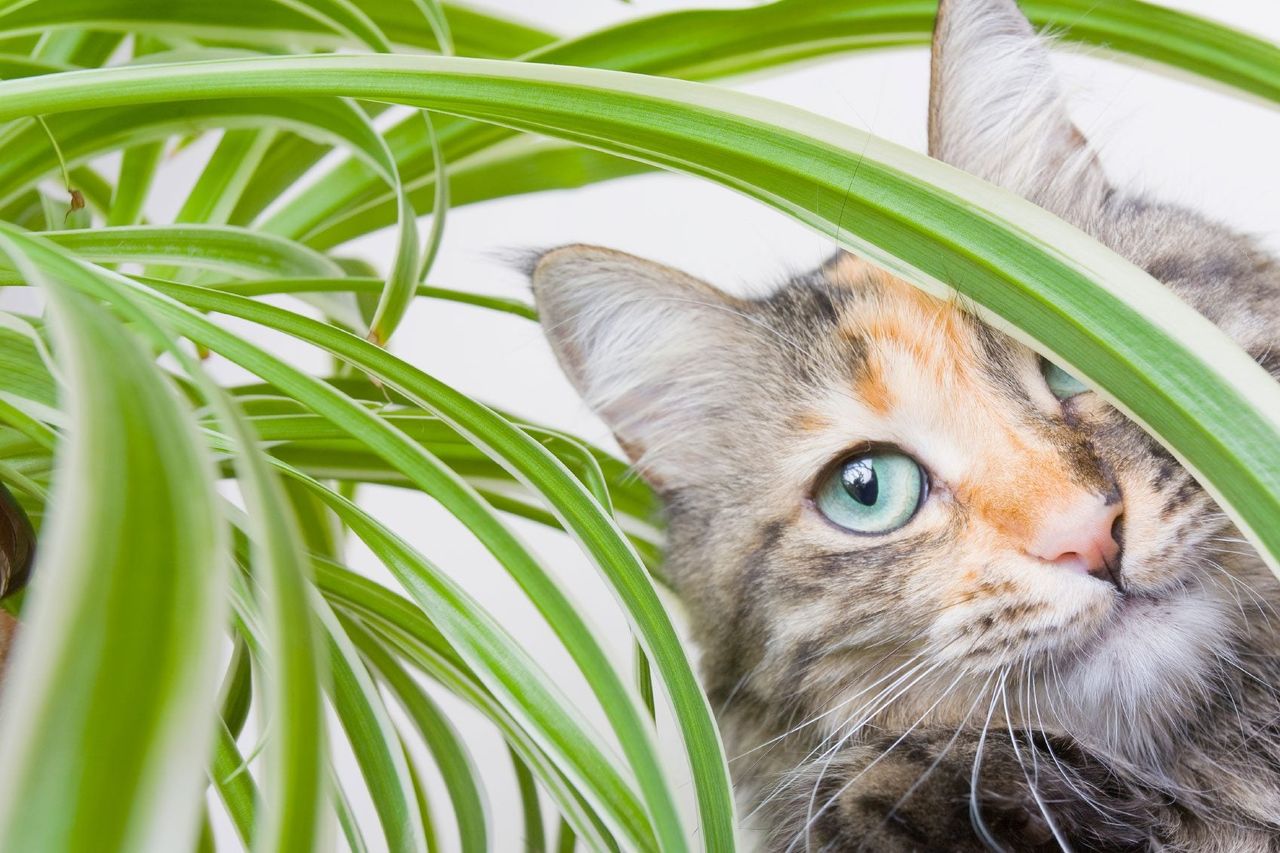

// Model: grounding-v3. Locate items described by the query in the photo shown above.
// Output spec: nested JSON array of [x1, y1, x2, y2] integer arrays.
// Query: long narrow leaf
[[347, 617, 489, 853], [3, 229, 331, 853], [107, 140, 164, 227], [0, 97, 407, 208], [0, 232, 227, 853], [206, 276, 537, 321], [266, 0, 1280, 247], [36, 224, 343, 279], [9, 54, 1276, 594], [0, 0, 551, 55], [210, 722, 260, 849], [318, 598, 430, 853], [316, 563, 616, 852]]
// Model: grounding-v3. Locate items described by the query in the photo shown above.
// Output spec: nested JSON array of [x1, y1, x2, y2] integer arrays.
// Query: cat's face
[[759, 254, 1221, 680], [656, 252, 1238, 751], [531, 0, 1278, 760], [533, 232, 1255, 757]]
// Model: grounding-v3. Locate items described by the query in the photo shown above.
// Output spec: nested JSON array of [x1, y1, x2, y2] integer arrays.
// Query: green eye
[[1043, 360, 1089, 400], [815, 450, 925, 534]]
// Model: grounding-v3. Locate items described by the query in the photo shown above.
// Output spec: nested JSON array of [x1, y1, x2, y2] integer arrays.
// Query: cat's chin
[[1048, 584, 1229, 760]]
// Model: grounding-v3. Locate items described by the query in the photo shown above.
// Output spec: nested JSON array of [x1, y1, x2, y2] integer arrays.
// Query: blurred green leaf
[[0, 228, 227, 853]]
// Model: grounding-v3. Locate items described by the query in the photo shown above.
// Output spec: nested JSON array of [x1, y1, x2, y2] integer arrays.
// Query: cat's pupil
[[842, 458, 878, 505]]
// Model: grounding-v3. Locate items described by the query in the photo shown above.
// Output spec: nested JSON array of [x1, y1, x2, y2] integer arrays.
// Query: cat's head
[[531, 0, 1279, 760]]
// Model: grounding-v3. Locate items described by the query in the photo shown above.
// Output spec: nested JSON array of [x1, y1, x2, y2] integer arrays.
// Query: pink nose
[[1025, 494, 1122, 586]]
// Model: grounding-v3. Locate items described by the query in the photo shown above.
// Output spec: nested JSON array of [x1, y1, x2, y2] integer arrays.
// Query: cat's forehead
[[818, 254, 1022, 395], [758, 257, 1113, 564], [768, 254, 1068, 482]]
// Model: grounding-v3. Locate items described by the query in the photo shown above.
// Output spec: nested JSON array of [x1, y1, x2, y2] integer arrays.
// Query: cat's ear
[[531, 245, 754, 489], [928, 0, 1111, 219]]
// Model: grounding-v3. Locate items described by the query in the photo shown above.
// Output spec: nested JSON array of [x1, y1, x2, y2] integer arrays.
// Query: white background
[[144, 0, 1280, 849]]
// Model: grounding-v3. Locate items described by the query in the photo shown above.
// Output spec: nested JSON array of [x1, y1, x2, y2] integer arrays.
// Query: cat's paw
[[763, 728, 1155, 852]]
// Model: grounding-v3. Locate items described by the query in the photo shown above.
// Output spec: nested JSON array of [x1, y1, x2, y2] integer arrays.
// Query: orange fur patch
[[855, 361, 895, 415], [824, 253, 878, 287], [831, 260, 977, 389], [830, 255, 1101, 561], [791, 410, 835, 434], [959, 447, 1081, 553]]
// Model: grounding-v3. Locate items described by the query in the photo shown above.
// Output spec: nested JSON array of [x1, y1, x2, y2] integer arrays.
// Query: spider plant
[[0, 1, 1274, 851]]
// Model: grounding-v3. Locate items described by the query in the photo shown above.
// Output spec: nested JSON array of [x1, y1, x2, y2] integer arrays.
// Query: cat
[[529, 0, 1280, 850]]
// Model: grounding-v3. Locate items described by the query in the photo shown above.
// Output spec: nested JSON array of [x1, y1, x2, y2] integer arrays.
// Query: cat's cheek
[[1108, 485, 1186, 592], [924, 556, 1117, 669], [1093, 427, 1218, 595]]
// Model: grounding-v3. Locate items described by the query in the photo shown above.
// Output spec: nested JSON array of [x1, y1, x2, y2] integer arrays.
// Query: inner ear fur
[[928, 0, 1111, 221], [531, 244, 761, 488]]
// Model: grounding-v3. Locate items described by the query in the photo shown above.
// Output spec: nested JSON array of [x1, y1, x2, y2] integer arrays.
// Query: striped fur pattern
[[531, 1, 1280, 849]]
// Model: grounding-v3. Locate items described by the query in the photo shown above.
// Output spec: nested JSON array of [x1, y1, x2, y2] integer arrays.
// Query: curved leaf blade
[[2, 232, 332, 853], [348, 615, 489, 853], [36, 224, 343, 279], [319, 598, 430, 853], [0, 230, 227, 853], [265, 0, 1280, 247], [10, 54, 1273, 594]]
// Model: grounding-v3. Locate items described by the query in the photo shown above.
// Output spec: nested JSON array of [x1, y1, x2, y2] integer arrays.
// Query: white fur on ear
[[531, 245, 752, 488], [929, 0, 1110, 220]]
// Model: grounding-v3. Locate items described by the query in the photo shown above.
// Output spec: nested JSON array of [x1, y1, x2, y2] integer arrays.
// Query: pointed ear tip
[[530, 244, 684, 316], [515, 243, 613, 275], [490, 244, 604, 285], [499, 246, 547, 279], [520, 243, 620, 291], [527, 244, 730, 318]]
